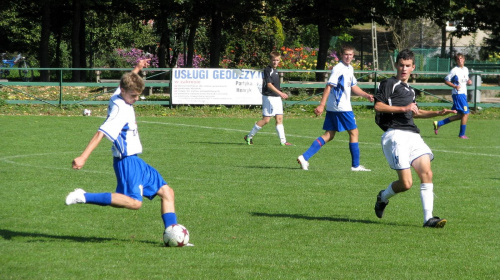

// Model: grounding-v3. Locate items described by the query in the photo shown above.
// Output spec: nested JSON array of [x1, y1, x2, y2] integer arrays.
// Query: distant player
[[373, 49, 456, 228], [434, 53, 472, 139], [66, 59, 186, 241], [244, 51, 292, 146], [297, 44, 374, 171]]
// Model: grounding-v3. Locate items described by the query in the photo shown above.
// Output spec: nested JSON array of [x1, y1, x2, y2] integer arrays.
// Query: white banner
[[171, 68, 263, 105]]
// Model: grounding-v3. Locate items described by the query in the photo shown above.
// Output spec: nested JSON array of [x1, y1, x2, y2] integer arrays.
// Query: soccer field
[[1, 114, 499, 279]]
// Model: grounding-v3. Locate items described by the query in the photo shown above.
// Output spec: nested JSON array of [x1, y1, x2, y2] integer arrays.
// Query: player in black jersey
[[373, 49, 456, 228]]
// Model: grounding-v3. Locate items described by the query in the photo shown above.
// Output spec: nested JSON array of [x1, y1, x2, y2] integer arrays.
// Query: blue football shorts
[[113, 155, 167, 201], [322, 111, 357, 132], [451, 94, 469, 114]]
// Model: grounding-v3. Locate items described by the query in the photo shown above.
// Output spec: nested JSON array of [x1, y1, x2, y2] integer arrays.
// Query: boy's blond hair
[[120, 72, 145, 93], [270, 51, 281, 59]]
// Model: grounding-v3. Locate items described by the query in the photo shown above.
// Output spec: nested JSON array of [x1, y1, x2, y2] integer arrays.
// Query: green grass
[[1, 113, 499, 279]]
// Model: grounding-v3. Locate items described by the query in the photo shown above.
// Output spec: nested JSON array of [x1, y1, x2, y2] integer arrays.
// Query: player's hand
[[137, 59, 150, 69], [314, 104, 325, 116], [281, 92, 289, 99], [439, 109, 457, 115], [404, 103, 419, 115], [72, 156, 86, 170], [366, 94, 374, 102]]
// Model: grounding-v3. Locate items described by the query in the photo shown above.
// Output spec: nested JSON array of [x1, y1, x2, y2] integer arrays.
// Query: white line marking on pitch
[[140, 120, 500, 158]]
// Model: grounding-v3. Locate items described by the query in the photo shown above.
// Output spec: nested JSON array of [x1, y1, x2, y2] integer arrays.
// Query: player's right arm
[[315, 84, 331, 116], [72, 131, 105, 169], [444, 80, 460, 91], [374, 100, 418, 115], [132, 59, 150, 74]]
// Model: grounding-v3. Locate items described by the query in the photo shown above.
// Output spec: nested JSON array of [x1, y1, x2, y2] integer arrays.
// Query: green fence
[[1, 68, 499, 109]]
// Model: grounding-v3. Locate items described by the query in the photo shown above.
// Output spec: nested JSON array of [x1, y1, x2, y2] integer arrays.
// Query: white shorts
[[381, 129, 434, 170], [262, 95, 283, 117]]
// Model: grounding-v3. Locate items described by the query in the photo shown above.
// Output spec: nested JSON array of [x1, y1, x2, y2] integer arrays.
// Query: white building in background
[[445, 21, 490, 59]]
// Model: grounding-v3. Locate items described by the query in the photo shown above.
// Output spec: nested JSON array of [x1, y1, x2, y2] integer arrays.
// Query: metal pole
[[59, 69, 63, 106], [473, 73, 477, 110]]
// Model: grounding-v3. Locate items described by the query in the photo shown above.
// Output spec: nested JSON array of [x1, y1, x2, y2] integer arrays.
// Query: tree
[[196, 0, 264, 67], [0, 0, 40, 60], [277, 0, 373, 80]]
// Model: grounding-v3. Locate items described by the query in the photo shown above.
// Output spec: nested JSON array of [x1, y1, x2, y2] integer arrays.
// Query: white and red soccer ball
[[163, 224, 190, 247]]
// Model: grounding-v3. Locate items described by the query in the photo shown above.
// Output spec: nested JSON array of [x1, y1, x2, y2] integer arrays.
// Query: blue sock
[[459, 125, 466, 136], [303, 137, 326, 161], [84, 193, 112, 206], [438, 118, 451, 127], [162, 212, 178, 228], [349, 142, 360, 167]]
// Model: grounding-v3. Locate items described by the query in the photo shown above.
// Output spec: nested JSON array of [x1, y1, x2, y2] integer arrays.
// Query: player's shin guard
[[381, 182, 396, 202], [438, 118, 451, 127], [349, 142, 360, 167], [420, 183, 434, 223], [303, 137, 325, 161], [459, 125, 467, 137], [276, 124, 286, 143], [248, 124, 262, 137], [84, 193, 112, 206], [162, 212, 178, 228]]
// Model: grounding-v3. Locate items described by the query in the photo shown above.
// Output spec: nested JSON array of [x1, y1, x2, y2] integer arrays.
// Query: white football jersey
[[326, 62, 357, 112], [99, 90, 142, 158], [445, 66, 469, 95]]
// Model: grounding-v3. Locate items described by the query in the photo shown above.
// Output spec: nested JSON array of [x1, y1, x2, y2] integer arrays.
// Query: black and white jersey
[[374, 76, 420, 133], [262, 65, 280, 97]]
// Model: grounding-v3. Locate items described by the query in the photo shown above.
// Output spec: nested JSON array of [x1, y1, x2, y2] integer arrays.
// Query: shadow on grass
[[250, 212, 404, 226], [0, 229, 159, 245], [241, 165, 298, 170], [190, 141, 244, 145]]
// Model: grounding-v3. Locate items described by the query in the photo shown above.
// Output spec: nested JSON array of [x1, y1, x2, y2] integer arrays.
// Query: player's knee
[[130, 200, 142, 210], [400, 179, 413, 191], [157, 185, 175, 201], [420, 170, 433, 182]]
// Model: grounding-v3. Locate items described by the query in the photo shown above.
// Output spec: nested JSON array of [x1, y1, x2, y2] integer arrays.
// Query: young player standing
[[297, 45, 374, 171], [66, 59, 188, 242], [434, 53, 472, 138], [373, 49, 456, 228], [244, 51, 292, 146]]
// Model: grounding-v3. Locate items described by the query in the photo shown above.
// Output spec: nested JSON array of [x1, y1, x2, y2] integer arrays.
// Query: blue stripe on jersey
[[114, 123, 130, 157], [451, 75, 459, 86], [330, 75, 345, 105]]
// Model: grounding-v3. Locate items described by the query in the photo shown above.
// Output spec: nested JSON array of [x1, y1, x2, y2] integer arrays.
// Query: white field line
[[141, 120, 500, 158], [1, 121, 498, 173]]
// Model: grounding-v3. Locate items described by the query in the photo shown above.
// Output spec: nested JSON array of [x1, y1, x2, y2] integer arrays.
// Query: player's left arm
[[413, 107, 457, 119], [266, 82, 288, 99], [352, 85, 374, 102]]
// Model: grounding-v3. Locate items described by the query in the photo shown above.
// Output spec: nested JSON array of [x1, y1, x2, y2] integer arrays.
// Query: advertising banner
[[171, 68, 263, 105]]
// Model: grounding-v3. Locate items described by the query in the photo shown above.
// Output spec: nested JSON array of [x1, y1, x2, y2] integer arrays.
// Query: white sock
[[420, 183, 434, 223], [381, 182, 396, 202], [276, 124, 286, 143], [248, 124, 262, 138]]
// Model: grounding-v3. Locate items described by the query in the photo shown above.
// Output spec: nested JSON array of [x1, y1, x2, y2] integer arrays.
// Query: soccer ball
[[163, 224, 190, 247], [83, 109, 91, 116]]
